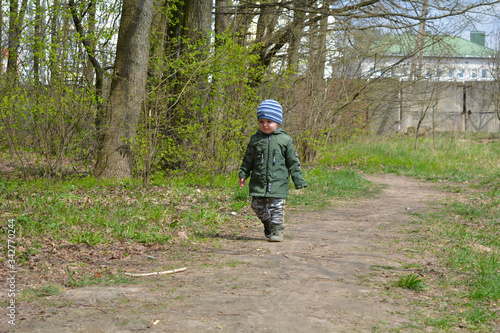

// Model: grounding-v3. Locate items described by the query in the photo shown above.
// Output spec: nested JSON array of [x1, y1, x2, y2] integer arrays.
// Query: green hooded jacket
[[239, 128, 307, 198]]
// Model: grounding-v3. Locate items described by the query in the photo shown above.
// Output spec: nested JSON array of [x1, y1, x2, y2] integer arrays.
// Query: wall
[[371, 80, 500, 134]]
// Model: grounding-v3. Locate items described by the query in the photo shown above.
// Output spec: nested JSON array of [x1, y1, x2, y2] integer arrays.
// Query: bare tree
[[69, 0, 109, 147]]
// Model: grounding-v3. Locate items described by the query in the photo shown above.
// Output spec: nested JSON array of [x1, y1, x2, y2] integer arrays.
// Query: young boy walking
[[239, 99, 307, 242]]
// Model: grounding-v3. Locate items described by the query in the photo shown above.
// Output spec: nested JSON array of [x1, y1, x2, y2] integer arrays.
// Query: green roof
[[373, 34, 495, 58]]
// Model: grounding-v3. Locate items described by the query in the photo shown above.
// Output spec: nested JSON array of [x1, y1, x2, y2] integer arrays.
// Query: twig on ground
[[124, 267, 187, 277]]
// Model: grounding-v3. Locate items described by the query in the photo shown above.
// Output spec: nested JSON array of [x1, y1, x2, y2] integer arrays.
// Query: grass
[[319, 132, 499, 182], [66, 266, 134, 288], [0, 163, 377, 248], [288, 168, 379, 207], [393, 273, 426, 291], [1, 131, 498, 330], [31, 283, 63, 297]]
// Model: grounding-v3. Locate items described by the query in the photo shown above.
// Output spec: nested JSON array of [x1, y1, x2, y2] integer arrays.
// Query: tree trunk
[[85, 0, 97, 86], [215, 0, 229, 37], [180, 0, 213, 116], [32, 0, 42, 84], [149, 0, 168, 80], [95, 0, 155, 179], [182, 0, 212, 42], [68, 0, 106, 148], [49, 0, 60, 85], [287, 2, 307, 79], [7, 0, 28, 80], [410, 0, 428, 80], [308, 10, 328, 82], [230, 1, 255, 46]]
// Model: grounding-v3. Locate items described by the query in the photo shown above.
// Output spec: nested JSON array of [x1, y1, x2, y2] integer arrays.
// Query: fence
[[371, 80, 500, 134]]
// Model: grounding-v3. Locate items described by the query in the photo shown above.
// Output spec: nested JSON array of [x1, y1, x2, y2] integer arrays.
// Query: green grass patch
[[66, 267, 133, 288], [31, 283, 64, 297], [393, 273, 426, 291], [319, 132, 499, 182], [287, 168, 380, 207]]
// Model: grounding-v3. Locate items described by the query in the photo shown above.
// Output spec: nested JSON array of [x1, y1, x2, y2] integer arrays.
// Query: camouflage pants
[[251, 197, 286, 226]]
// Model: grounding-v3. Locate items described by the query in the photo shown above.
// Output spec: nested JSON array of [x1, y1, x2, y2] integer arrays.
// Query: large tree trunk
[[95, 0, 154, 179], [215, 0, 230, 37], [182, 0, 212, 42], [149, 0, 168, 80]]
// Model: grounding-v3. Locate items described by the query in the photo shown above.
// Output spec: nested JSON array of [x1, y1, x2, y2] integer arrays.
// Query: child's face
[[258, 119, 278, 134]]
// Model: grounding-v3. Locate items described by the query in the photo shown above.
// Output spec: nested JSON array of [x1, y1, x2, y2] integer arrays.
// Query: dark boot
[[263, 220, 272, 239], [269, 224, 284, 242]]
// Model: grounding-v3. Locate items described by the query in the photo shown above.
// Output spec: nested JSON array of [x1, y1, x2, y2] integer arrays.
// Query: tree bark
[[287, 2, 307, 79], [33, 0, 42, 84], [95, 0, 155, 179], [308, 9, 328, 81], [182, 0, 212, 42], [215, 0, 230, 37], [7, 0, 28, 80], [49, 0, 60, 85]]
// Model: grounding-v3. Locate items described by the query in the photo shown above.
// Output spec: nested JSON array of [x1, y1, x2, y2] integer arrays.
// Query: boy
[[239, 99, 307, 242]]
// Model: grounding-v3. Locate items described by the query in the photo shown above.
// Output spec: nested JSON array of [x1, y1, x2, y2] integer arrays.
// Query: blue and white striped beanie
[[257, 99, 283, 125]]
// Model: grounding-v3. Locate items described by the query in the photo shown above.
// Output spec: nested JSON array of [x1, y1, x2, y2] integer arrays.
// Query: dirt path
[[9, 174, 448, 333]]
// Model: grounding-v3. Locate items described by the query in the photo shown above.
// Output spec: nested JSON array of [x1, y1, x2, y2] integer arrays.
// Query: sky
[[459, 6, 500, 49]]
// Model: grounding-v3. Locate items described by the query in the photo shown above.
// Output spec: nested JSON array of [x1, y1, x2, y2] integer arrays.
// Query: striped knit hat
[[257, 99, 283, 125]]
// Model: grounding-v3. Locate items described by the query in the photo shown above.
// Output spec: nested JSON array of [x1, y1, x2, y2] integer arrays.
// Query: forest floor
[[3, 174, 462, 332]]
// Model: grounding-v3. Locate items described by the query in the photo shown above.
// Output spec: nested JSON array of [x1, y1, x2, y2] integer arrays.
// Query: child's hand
[[239, 178, 246, 187]]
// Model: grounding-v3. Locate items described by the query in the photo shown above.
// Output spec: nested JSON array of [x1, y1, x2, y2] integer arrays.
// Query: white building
[[361, 31, 497, 81]]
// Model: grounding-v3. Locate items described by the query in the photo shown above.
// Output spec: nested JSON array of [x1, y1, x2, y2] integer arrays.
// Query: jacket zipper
[[265, 135, 271, 196]]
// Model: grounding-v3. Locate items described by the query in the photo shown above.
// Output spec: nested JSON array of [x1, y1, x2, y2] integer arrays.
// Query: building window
[[471, 69, 477, 79], [458, 69, 464, 79], [482, 69, 488, 79], [449, 70, 454, 79], [437, 69, 442, 78]]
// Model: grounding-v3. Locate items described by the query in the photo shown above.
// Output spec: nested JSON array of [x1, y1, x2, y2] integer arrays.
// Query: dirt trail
[[8, 174, 448, 333]]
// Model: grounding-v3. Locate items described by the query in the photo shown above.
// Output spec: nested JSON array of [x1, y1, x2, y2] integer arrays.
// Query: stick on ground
[[124, 267, 187, 277]]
